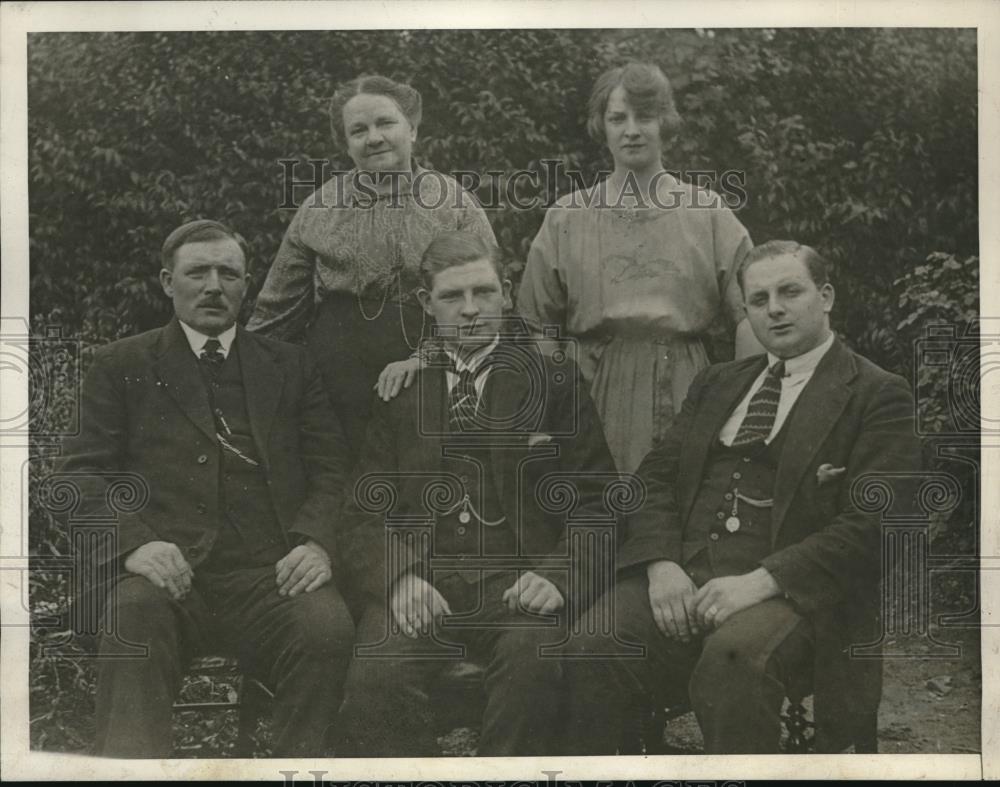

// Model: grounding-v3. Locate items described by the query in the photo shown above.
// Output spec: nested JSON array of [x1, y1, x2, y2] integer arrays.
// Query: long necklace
[[352, 211, 424, 350], [353, 209, 394, 322]]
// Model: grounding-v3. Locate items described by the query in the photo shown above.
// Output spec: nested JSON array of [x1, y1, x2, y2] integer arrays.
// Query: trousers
[[561, 572, 813, 754], [337, 571, 565, 757], [94, 566, 355, 757]]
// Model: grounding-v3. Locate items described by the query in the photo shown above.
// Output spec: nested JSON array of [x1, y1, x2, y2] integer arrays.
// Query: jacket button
[[710, 533, 720, 541], [732, 471, 742, 480], [457, 526, 467, 536], [716, 512, 725, 520], [724, 492, 733, 501], [743, 456, 752, 463], [197, 503, 207, 514], [197, 454, 209, 464]]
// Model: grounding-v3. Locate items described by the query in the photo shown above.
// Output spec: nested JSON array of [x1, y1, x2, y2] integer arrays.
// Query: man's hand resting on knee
[[390, 574, 452, 638], [276, 540, 333, 597], [501, 571, 564, 614], [693, 568, 782, 630], [124, 541, 193, 601], [646, 560, 700, 643]]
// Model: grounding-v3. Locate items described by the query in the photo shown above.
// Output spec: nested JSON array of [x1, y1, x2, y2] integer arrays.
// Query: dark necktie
[[731, 360, 786, 447], [199, 338, 225, 377], [449, 366, 481, 432]]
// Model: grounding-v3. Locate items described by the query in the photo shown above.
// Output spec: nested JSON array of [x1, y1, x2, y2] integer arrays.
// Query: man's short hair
[[419, 231, 504, 290], [738, 240, 831, 293], [160, 219, 249, 271]]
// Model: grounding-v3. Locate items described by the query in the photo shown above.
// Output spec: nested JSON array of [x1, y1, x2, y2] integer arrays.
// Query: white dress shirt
[[718, 332, 835, 446], [178, 321, 236, 360]]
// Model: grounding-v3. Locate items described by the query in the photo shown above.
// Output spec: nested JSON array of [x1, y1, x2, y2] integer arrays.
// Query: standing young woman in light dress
[[517, 62, 763, 473]]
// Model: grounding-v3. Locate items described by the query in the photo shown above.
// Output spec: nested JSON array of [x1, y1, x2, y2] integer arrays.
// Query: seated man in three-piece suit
[[59, 220, 355, 757], [336, 230, 620, 756], [561, 240, 922, 753]]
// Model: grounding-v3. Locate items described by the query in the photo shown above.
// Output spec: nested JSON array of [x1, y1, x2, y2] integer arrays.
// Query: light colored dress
[[248, 165, 495, 455], [517, 173, 751, 473]]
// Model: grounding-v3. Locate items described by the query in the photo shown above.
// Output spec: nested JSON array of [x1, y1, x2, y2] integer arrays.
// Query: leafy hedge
[[29, 28, 977, 367]]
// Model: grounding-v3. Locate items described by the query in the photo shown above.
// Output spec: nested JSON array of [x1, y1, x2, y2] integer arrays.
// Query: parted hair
[[586, 61, 683, 144], [738, 240, 832, 293], [329, 74, 423, 150], [419, 231, 504, 290], [160, 219, 249, 271]]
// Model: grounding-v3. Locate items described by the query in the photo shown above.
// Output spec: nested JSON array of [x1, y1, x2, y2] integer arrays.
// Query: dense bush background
[[26, 28, 980, 754], [28, 28, 977, 358]]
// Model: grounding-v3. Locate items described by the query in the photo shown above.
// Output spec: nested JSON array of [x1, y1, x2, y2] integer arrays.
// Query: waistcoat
[[200, 344, 288, 570]]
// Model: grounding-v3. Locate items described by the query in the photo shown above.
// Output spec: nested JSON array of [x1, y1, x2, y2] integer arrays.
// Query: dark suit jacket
[[58, 318, 350, 582], [341, 335, 620, 607], [618, 338, 922, 751]]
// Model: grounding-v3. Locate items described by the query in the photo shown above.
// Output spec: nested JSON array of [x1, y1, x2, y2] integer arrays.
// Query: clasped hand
[[690, 569, 781, 630], [646, 561, 782, 640]]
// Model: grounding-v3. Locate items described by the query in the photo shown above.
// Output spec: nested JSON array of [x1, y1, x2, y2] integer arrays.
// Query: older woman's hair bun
[[586, 61, 682, 144], [329, 74, 423, 148]]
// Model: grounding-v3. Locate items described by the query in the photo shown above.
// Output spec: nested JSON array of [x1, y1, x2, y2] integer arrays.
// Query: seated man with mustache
[[59, 220, 355, 757]]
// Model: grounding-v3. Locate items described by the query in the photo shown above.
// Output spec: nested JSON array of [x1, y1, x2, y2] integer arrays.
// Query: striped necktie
[[449, 367, 481, 432], [731, 360, 786, 447]]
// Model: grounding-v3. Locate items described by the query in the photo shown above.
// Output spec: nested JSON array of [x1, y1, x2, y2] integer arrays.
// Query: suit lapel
[[480, 339, 536, 504], [680, 357, 767, 524], [153, 319, 217, 442], [771, 340, 856, 543], [235, 327, 283, 467]]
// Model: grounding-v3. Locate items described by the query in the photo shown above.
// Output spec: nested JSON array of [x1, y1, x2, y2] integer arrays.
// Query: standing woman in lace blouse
[[248, 74, 496, 458], [517, 62, 763, 474]]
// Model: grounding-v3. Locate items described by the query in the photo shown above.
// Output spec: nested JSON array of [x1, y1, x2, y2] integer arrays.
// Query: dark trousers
[[337, 571, 564, 757], [561, 573, 813, 754], [95, 566, 355, 758]]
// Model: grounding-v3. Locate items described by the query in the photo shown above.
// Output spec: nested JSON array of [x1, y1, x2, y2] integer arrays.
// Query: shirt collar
[[178, 320, 236, 359], [445, 334, 500, 375], [768, 332, 835, 377]]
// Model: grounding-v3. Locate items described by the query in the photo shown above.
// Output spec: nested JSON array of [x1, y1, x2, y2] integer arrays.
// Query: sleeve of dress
[[246, 203, 316, 342], [516, 207, 568, 334], [457, 189, 497, 245], [712, 203, 754, 329]]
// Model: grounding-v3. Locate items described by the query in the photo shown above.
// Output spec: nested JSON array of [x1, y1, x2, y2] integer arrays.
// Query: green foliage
[[28, 29, 978, 369], [896, 253, 979, 437]]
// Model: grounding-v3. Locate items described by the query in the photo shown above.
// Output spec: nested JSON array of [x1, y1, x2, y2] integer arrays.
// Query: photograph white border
[[2, 1, 997, 780]]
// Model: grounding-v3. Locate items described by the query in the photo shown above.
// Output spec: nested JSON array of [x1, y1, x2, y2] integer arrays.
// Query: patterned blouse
[[248, 165, 496, 341]]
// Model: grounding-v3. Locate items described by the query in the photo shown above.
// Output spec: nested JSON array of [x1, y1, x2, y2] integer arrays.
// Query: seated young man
[[336, 230, 620, 756], [561, 241, 922, 753]]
